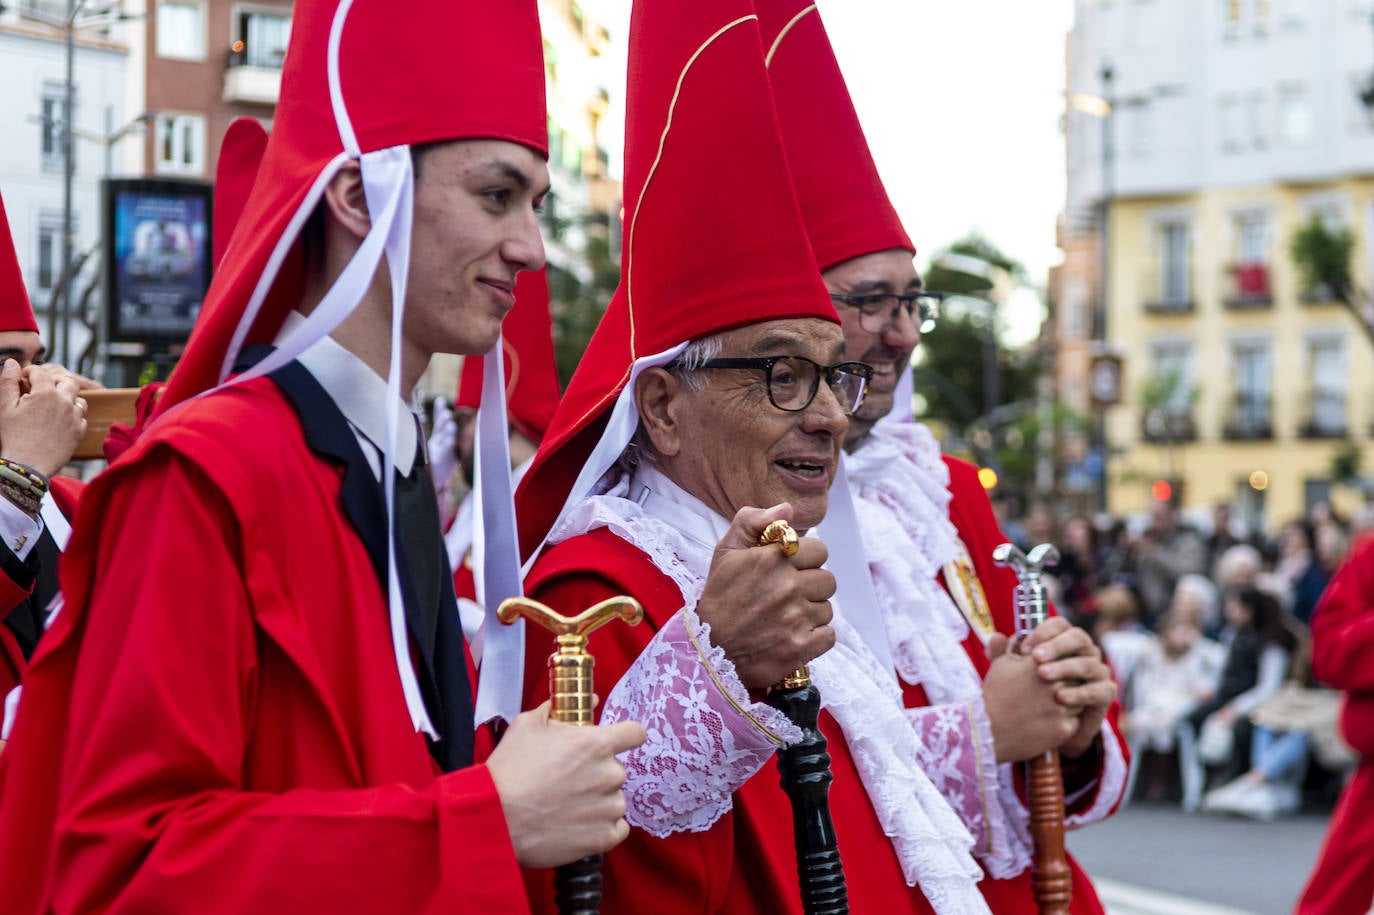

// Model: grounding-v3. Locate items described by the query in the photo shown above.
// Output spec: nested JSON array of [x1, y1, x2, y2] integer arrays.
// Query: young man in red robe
[[758, 2, 1128, 911], [0, 186, 92, 713], [511, 1, 995, 911], [1297, 533, 1374, 914], [0, 1, 642, 911]]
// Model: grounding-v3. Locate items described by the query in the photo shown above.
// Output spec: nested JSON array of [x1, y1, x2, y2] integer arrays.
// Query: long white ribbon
[[815, 456, 896, 683], [471, 343, 526, 725]]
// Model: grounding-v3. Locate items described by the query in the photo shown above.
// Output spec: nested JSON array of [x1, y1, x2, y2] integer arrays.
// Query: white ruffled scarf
[[549, 466, 990, 915], [846, 421, 1034, 879]]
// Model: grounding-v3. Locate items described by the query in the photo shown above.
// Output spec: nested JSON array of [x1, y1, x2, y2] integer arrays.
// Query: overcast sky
[[583, 0, 1078, 340]]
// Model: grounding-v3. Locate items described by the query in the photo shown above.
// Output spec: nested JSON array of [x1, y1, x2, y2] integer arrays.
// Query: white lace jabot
[[554, 464, 990, 914]]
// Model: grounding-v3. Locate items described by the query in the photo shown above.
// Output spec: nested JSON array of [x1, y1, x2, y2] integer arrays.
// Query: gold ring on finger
[[758, 519, 799, 557]]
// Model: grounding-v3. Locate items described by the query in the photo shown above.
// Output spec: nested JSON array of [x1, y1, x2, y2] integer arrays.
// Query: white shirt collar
[[627, 463, 730, 553], [274, 311, 419, 476]]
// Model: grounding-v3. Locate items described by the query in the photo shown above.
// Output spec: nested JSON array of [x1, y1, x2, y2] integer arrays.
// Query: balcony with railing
[[1140, 407, 1198, 444], [1298, 389, 1347, 439], [223, 15, 290, 106], [1222, 392, 1273, 440], [1141, 263, 1196, 315], [1223, 261, 1274, 310]]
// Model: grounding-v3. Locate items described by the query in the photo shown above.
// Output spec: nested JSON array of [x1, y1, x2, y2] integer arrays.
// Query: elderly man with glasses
[[508, 0, 1012, 910], [760, 1, 1128, 911]]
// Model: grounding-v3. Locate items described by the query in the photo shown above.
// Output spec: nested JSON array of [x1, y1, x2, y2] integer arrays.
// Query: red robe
[[521, 527, 937, 915], [0, 474, 83, 698], [920, 456, 1122, 913], [515, 457, 1121, 914], [0, 378, 524, 914], [1297, 533, 1374, 915]]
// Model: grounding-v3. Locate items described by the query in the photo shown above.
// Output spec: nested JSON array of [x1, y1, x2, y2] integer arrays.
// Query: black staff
[[759, 519, 850, 915]]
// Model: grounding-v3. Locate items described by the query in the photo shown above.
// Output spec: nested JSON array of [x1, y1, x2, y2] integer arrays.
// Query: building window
[[35, 215, 61, 291], [1159, 220, 1190, 305], [39, 82, 68, 173], [1246, 90, 1267, 148], [1143, 340, 1196, 440], [1222, 0, 1241, 38], [1219, 95, 1241, 151], [155, 113, 206, 175], [233, 8, 291, 68], [157, 0, 206, 60], [1227, 339, 1272, 439], [1227, 212, 1271, 304], [1278, 84, 1313, 145], [1304, 337, 1347, 436]]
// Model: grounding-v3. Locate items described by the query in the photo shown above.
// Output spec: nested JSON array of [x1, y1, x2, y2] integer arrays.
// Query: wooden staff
[[992, 542, 1072, 915], [498, 595, 644, 915], [759, 520, 850, 915]]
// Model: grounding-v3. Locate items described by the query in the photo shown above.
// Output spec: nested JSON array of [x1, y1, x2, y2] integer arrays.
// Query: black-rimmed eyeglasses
[[694, 356, 873, 415], [830, 291, 943, 334]]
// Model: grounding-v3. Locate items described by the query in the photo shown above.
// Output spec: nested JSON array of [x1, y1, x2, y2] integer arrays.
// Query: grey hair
[[614, 331, 728, 476]]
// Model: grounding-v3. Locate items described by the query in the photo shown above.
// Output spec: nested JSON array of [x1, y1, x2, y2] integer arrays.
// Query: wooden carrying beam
[[72, 388, 141, 461]]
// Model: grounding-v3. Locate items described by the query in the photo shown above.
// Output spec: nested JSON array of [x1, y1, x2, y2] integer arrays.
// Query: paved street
[[1068, 800, 1332, 915]]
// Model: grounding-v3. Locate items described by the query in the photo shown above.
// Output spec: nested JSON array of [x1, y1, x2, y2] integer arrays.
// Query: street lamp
[[1, 0, 139, 366]]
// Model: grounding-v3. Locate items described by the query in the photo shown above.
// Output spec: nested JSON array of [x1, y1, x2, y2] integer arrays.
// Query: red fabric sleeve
[[521, 539, 732, 914], [1312, 534, 1374, 693], [47, 452, 524, 914]]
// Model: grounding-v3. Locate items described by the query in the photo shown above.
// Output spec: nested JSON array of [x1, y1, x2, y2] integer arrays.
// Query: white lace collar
[[548, 467, 989, 912]]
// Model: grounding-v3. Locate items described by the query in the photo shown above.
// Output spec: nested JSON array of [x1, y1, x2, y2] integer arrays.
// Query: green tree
[[547, 212, 621, 387], [914, 233, 1037, 429], [1290, 215, 1374, 350]]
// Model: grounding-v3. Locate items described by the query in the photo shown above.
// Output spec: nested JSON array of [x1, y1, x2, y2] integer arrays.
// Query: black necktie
[[394, 452, 475, 771]]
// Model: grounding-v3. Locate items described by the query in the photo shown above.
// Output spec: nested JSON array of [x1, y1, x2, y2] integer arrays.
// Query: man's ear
[[321, 160, 371, 241], [635, 367, 686, 459]]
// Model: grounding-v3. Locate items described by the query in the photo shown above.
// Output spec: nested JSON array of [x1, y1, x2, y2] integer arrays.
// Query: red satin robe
[[920, 456, 1122, 913], [0, 474, 82, 698], [1297, 533, 1374, 915], [0, 379, 524, 914], [515, 456, 1121, 914]]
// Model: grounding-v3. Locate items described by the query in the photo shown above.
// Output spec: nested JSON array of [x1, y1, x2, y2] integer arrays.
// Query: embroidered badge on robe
[[942, 548, 995, 641]]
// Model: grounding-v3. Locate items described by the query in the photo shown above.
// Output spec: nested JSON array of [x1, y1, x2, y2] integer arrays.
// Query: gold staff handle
[[497, 595, 644, 915]]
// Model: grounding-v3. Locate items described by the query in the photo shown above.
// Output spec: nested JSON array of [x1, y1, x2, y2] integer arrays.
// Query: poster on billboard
[[103, 178, 213, 343]]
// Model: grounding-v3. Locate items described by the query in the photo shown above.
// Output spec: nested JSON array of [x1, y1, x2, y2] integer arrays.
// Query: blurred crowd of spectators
[[1002, 497, 1365, 821]]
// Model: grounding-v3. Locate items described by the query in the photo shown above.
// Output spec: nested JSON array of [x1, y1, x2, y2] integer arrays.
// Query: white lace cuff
[[601, 606, 803, 838], [1065, 723, 1129, 830], [905, 697, 1031, 878]]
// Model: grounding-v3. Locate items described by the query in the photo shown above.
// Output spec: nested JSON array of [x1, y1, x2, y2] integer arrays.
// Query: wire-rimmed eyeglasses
[[830, 291, 943, 334]]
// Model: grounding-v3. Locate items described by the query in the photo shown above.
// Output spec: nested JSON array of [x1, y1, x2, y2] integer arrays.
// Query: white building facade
[[0, 15, 134, 367]]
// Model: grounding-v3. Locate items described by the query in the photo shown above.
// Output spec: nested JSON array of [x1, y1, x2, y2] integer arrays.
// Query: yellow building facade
[[1105, 178, 1374, 529]]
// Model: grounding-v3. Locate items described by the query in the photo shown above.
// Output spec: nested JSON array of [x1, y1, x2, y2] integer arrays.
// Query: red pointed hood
[[514, 0, 838, 561], [159, 0, 547, 415], [455, 268, 559, 444], [757, 0, 913, 270], [0, 188, 39, 335], [212, 118, 270, 269]]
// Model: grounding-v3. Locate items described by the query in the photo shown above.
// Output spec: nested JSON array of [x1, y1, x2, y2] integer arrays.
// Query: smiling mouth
[[775, 459, 829, 479]]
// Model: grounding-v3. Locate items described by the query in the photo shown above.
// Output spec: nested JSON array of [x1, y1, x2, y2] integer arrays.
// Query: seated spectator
[[1187, 586, 1296, 782], [1129, 610, 1224, 755], [1170, 572, 1221, 635], [1093, 583, 1151, 696], [1215, 543, 1263, 604]]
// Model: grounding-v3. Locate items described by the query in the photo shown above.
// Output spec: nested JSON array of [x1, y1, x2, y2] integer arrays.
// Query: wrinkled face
[[403, 140, 549, 360], [824, 249, 920, 448], [0, 331, 44, 369], [655, 317, 849, 530]]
